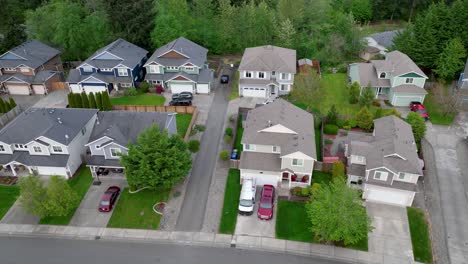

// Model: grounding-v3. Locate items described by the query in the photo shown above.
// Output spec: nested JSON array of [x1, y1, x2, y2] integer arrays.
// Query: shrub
[[336, 63, 347, 73], [326, 105, 338, 125], [336, 119, 346, 128], [372, 99, 381, 107], [219, 150, 229, 160], [374, 108, 383, 119], [224, 135, 232, 144], [225, 127, 233, 136], [188, 140, 200, 153], [356, 107, 373, 130], [148, 87, 156, 93], [343, 125, 351, 130], [292, 187, 305, 197], [324, 138, 333, 145], [324, 124, 339, 135], [332, 161, 345, 178], [124, 87, 138, 96], [156, 86, 164, 94], [384, 100, 392, 106], [347, 119, 357, 128], [348, 82, 360, 104], [229, 114, 236, 123], [139, 82, 150, 93]]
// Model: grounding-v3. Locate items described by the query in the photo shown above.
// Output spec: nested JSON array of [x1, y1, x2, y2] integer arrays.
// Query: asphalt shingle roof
[[146, 37, 208, 68], [0, 40, 61, 69], [239, 45, 296, 73], [368, 30, 401, 48]]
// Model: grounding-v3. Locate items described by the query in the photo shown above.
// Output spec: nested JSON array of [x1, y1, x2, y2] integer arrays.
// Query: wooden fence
[[51, 82, 67, 90], [112, 105, 197, 114], [183, 108, 198, 142]]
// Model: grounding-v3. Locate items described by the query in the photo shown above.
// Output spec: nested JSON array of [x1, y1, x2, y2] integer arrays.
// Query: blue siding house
[[66, 39, 148, 94]]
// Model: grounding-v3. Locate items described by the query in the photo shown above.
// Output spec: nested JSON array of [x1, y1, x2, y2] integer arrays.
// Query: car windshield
[[260, 202, 272, 209], [239, 199, 253, 207], [100, 200, 110, 206], [417, 109, 427, 114]]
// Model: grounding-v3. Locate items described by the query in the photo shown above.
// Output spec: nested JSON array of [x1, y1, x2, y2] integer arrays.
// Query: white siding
[[393, 172, 420, 184], [240, 169, 280, 187], [350, 155, 366, 165], [36, 136, 69, 155], [0, 141, 13, 154], [66, 114, 97, 176], [88, 137, 112, 156], [281, 157, 314, 174], [27, 142, 50, 156], [391, 76, 426, 88]]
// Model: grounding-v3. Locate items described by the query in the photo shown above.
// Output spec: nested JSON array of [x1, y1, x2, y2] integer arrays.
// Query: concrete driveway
[[0, 94, 41, 110], [33, 90, 68, 108], [69, 178, 127, 227], [0, 200, 39, 224], [366, 202, 414, 262]]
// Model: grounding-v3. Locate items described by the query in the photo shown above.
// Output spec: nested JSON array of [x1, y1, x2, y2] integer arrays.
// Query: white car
[[238, 179, 256, 216]]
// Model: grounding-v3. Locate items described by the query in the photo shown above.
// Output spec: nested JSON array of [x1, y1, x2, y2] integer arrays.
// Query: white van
[[238, 178, 256, 215]]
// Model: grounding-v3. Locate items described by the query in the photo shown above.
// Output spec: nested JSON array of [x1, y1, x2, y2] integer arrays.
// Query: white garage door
[[83, 85, 107, 95], [6, 84, 30, 95], [364, 185, 414, 207], [32, 84, 46, 95], [393, 96, 424, 107], [171, 83, 193, 94], [69, 84, 81, 93], [242, 87, 266, 98], [241, 170, 279, 187], [197, 83, 210, 94], [37, 166, 68, 177]]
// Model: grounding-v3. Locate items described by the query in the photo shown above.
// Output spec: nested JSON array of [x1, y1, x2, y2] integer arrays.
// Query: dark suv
[[172, 92, 193, 100], [169, 99, 192, 106]]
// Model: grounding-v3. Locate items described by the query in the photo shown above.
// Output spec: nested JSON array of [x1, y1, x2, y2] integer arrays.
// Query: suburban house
[[346, 115, 423, 207], [239, 99, 316, 189], [0, 40, 63, 95], [143, 37, 213, 94], [364, 30, 400, 55], [85, 111, 177, 177], [238, 45, 296, 98], [456, 58, 468, 108], [348, 50, 428, 106], [67, 38, 148, 94], [0, 108, 98, 178]]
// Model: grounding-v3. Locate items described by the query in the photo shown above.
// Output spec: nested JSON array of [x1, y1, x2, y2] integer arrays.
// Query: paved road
[[175, 67, 232, 231], [0, 236, 346, 264]]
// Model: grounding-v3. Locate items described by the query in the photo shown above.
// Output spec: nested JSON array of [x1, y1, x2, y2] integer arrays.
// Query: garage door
[[32, 84, 46, 95], [37, 166, 68, 177], [83, 85, 107, 95], [392, 96, 424, 107], [197, 83, 210, 94], [69, 84, 81, 93], [242, 87, 266, 98], [364, 185, 414, 206], [6, 84, 30, 95], [171, 83, 193, 94], [241, 170, 279, 187]]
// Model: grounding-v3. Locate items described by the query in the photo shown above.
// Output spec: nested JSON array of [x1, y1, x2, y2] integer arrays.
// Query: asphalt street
[[0, 236, 347, 264], [175, 67, 232, 231]]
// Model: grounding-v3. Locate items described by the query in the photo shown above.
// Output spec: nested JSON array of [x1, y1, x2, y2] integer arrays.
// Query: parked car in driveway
[[98, 186, 121, 212], [172, 92, 193, 100], [220, 75, 229, 84], [238, 179, 256, 215], [169, 99, 192, 106], [258, 185, 275, 220], [410, 101, 429, 120]]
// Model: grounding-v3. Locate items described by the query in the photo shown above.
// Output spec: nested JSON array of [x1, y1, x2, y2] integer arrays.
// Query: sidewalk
[[0, 223, 422, 264]]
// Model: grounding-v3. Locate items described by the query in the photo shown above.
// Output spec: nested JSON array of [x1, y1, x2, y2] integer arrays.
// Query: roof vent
[[268, 120, 272, 127], [65, 134, 69, 144], [49, 109, 55, 114], [57, 117, 62, 124]]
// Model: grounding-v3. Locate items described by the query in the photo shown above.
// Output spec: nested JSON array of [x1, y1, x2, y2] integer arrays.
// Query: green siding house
[[348, 51, 428, 106]]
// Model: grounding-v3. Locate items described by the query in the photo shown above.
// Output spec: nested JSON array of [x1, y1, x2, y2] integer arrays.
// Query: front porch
[[1, 163, 35, 177], [280, 171, 311, 189], [88, 165, 125, 180]]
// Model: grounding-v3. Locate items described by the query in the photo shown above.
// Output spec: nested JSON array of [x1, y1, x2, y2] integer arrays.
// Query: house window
[[110, 148, 121, 157], [398, 173, 406, 180], [405, 78, 413, 84], [120, 83, 131, 88], [4, 67, 16, 71], [100, 68, 112, 72], [356, 156, 364, 162], [33, 146, 42, 153], [185, 67, 194, 71], [272, 146, 279, 153], [374, 171, 388, 181], [271, 71, 276, 76], [52, 146, 63, 153], [245, 72, 252, 78], [244, 144, 255, 151], [148, 65, 159, 73], [258, 72, 265, 79], [292, 159, 303, 166], [95, 145, 101, 149], [15, 144, 25, 149], [82, 66, 93, 72], [167, 66, 179, 71], [379, 72, 386, 78], [20, 67, 29, 73], [118, 68, 128, 76], [0, 145, 5, 152], [280, 73, 288, 80], [81, 127, 86, 135], [280, 84, 287, 91]]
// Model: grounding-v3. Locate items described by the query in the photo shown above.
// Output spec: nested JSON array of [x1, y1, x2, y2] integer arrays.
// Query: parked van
[[238, 178, 256, 215]]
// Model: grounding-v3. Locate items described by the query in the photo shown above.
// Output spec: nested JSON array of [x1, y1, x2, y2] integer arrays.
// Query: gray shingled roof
[[240, 152, 281, 171], [145, 68, 213, 84], [1, 71, 57, 84], [81, 39, 148, 69], [392, 84, 428, 94], [0, 108, 97, 145], [368, 30, 401, 48], [66, 69, 132, 84], [88, 111, 177, 146], [145, 37, 208, 68], [0, 40, 61, 69], [86, 155, 123, 168], [352, 63, 391, 87], [239, 45, 296, 73], [385, 51, 428, 78], [241, 99, 316, 159], [0, 151, 70, 167]]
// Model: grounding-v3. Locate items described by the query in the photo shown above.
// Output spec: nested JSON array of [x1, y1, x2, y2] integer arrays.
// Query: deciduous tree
[[406, 112, 427, 143]]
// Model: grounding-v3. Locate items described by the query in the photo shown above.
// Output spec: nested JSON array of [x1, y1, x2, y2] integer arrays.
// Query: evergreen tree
[[151, 0, 189, 49], [4, 101, 11, 111], [359, 86, 375, 108], [81, 91, 90, 108], [0, 99, 7, 113], [348, 82, 360, 104], [406, 112, 427, 143], [96, 92, 103, 110], [276, 18, 296, 48], [67, 93, 74, 108], [435, 38, 467, 80], [326, 105, 338, 125], [88, 92, 97, 109], [8, 97, 16, 108], [101, 92, 112, 111], [74, 93, 82, 108], [356, 107, 373, 131]]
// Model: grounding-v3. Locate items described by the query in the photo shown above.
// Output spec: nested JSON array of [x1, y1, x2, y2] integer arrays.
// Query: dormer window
[[101, 68, 112, 72], [118, 68, 128, 76], [185, 67, 194, 71], [245, 71, 252, 78], [148, 65, 159, 73], [82, 66, 93, 72], [20, 67, 30, 73], [33, 146, 42, 153], [15, 144, 25, 149], [405, 78, 414, 84], [53, 146, 63, 153], [272, 146, 279, 153], [379, 72, 386, 78], [272, 71, 276, 76], [167, 66, 179, 71], [4, 67, 16, 71], [0, 145, 5, 152], [110, 148, 121, 157]]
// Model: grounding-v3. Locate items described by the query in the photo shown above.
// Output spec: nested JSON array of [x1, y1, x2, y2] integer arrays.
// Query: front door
[[270, 84, 276, 95], [282, 172, 289, 181]]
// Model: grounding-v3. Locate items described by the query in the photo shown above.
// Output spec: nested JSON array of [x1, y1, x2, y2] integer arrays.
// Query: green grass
[[176, 114, 192, 138], [107, 188, 170, 229], [39, 166, 93, 225], [424, 90, 455, 125], [312, 171, 332, 185], [407, 207, 433, 263], [315, 128, 322, 161], [234, 115, 243, 152], [110, 94, 166, 106], [229, 71, 239, 100], [218, 169, 241, 234], [276, 200, 368, 251], [0, 185, 20, 220]]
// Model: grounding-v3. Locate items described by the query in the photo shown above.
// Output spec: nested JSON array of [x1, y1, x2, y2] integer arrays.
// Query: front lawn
[[39, 166, 93, 225], [218, 169, 241, 234], [424, 90, 455, 125], [0, 185, 20, 220], [276, 200, 368, 251], [234, 115, 243, 152], [110, 94, 166, 106], [312, 171, 332, 185], [407, 207, 433, 263], [176, 114, 192, 138], [107, 188, 170, 229]]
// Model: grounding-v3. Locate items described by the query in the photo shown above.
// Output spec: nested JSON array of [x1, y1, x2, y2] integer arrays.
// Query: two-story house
[[239, 99, 316, 189], [346, 115, 424, 207], [456, 58, 468, 108], [144, 37, 213, 94], [85, 111, 177, 177], [0, 108, 97, 178], [0, 40, 63, 95], [348, 50, 428, 106], [238, 45, 296, 98], [67, 38, 148, 94]]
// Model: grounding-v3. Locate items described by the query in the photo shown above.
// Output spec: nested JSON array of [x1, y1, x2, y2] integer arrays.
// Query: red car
[[410, 102, 429, 120], [98, 186, 121, 212], [257, 185, 275, 220]]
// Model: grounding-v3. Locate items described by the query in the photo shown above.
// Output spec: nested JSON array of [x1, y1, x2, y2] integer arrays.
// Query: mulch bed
[[0, 176, 18, 186]]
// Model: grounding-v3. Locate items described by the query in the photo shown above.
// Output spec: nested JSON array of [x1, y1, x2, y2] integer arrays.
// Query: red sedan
[[98, 186, 121, 212], [257, 185, 275, 220], [410, 101, 429, 120]]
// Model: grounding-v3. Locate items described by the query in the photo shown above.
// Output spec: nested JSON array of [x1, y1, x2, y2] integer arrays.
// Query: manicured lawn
[[176, 114, 192, 138], [424, 90, 455, 125], [312, 171, 332, 185], [234, 115, 243, 152], [407, 207, 433, 263], [229, 71, 239, 100], [39, 166, 93, 225], [0, 185, 20, 220], [315, 128, 322, 161], [218, 169, 241, 234], [110, 94, 166, 106], [107, 188, 170, 229], [276, 200, 368, 251]]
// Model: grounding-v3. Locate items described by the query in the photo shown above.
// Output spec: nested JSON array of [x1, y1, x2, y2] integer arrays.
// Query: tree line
[[67, 91, 112, 111]]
